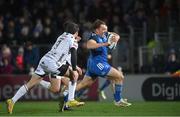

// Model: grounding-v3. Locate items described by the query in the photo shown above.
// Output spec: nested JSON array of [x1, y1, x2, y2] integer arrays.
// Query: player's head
[[63, 21, 79, 37], [92, 19, 107, 36]]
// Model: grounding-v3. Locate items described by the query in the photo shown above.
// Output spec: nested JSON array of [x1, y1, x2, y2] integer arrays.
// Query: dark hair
[[63, 21, 79, 34], [92, 19, 106, 30]]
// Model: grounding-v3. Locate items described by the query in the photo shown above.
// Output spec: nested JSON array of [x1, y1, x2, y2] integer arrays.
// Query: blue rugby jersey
[[88, 32, 109, 62]]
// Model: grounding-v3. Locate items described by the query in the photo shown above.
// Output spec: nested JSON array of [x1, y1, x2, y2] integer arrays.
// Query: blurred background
[[0, 0, 180, 102]]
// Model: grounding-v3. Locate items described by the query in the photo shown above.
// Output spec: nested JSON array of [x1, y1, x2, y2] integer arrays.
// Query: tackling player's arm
[[70, 47, 79, 81], [87, 39, 110, 49], [70, 47, 77, 71]]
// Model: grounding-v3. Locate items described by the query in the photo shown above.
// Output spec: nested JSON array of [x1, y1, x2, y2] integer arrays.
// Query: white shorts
[[34, 56, 64, 77]]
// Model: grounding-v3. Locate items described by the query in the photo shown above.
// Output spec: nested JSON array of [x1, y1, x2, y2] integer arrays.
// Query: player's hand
[[107, 54, 112, 59], [103, 42, 111, 46], [72, 70, 79, 81], [77, 66, 83, 75], [111, 35, 120, 43]]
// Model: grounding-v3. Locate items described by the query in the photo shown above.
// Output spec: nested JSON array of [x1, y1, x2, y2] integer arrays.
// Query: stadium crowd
[[0, 0, 180, 74]]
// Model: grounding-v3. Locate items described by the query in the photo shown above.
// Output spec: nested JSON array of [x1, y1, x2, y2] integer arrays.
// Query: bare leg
[[76, 75, 96, 91], [13, 73, 43, 103], [107, 67, 131, 106]]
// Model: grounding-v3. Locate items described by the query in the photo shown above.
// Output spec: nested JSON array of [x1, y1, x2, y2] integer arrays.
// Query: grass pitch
[[0, 101, 180, 116]]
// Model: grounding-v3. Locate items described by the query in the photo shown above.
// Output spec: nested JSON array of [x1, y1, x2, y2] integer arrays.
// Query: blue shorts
[[85, 59, 111, 78]]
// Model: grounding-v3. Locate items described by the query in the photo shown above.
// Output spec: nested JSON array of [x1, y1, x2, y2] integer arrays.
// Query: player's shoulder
[[89, 32, 98, 40], [91, 32, 96, 36], [60, 32, 75, 43], [64, 32, 74, 39]]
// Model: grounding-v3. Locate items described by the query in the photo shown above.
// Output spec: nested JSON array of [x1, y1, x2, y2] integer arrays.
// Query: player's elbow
[[86, 42, 93, 49]]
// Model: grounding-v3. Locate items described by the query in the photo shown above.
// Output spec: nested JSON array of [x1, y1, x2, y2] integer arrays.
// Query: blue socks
[[63, 90, 68, 102], [113, 84, 122, 102], [99, 80, 111, 91], [64, 94, 68, 102]]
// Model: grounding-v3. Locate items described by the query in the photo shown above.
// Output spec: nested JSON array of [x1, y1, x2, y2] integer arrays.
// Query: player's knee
[[119, 74, 124, 81], [114, 73, 124, 82], [118, 71, 124, 79]]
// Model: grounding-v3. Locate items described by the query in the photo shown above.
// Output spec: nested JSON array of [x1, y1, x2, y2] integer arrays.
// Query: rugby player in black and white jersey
[[6, 21, 84, 114], [39, 35, 85, 111]]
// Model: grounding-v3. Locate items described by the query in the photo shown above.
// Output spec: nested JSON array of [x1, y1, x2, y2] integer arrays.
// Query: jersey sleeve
[[66, 54, 71, 65], [89, 33, 104, 52], [89, 33, 98, 42], [69, 37, 78, 50], [73, 41, 78, 50]]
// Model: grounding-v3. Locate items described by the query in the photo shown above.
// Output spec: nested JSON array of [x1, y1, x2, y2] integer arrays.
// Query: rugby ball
[[107, 33, 117, 50]]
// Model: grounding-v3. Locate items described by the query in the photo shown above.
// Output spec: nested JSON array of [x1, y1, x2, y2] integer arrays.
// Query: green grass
[[0, 101, 180, 116]]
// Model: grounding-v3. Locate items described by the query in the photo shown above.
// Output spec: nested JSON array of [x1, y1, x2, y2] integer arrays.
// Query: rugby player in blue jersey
[[61, 19, 131, 111], [76, 19, 131, 107]]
